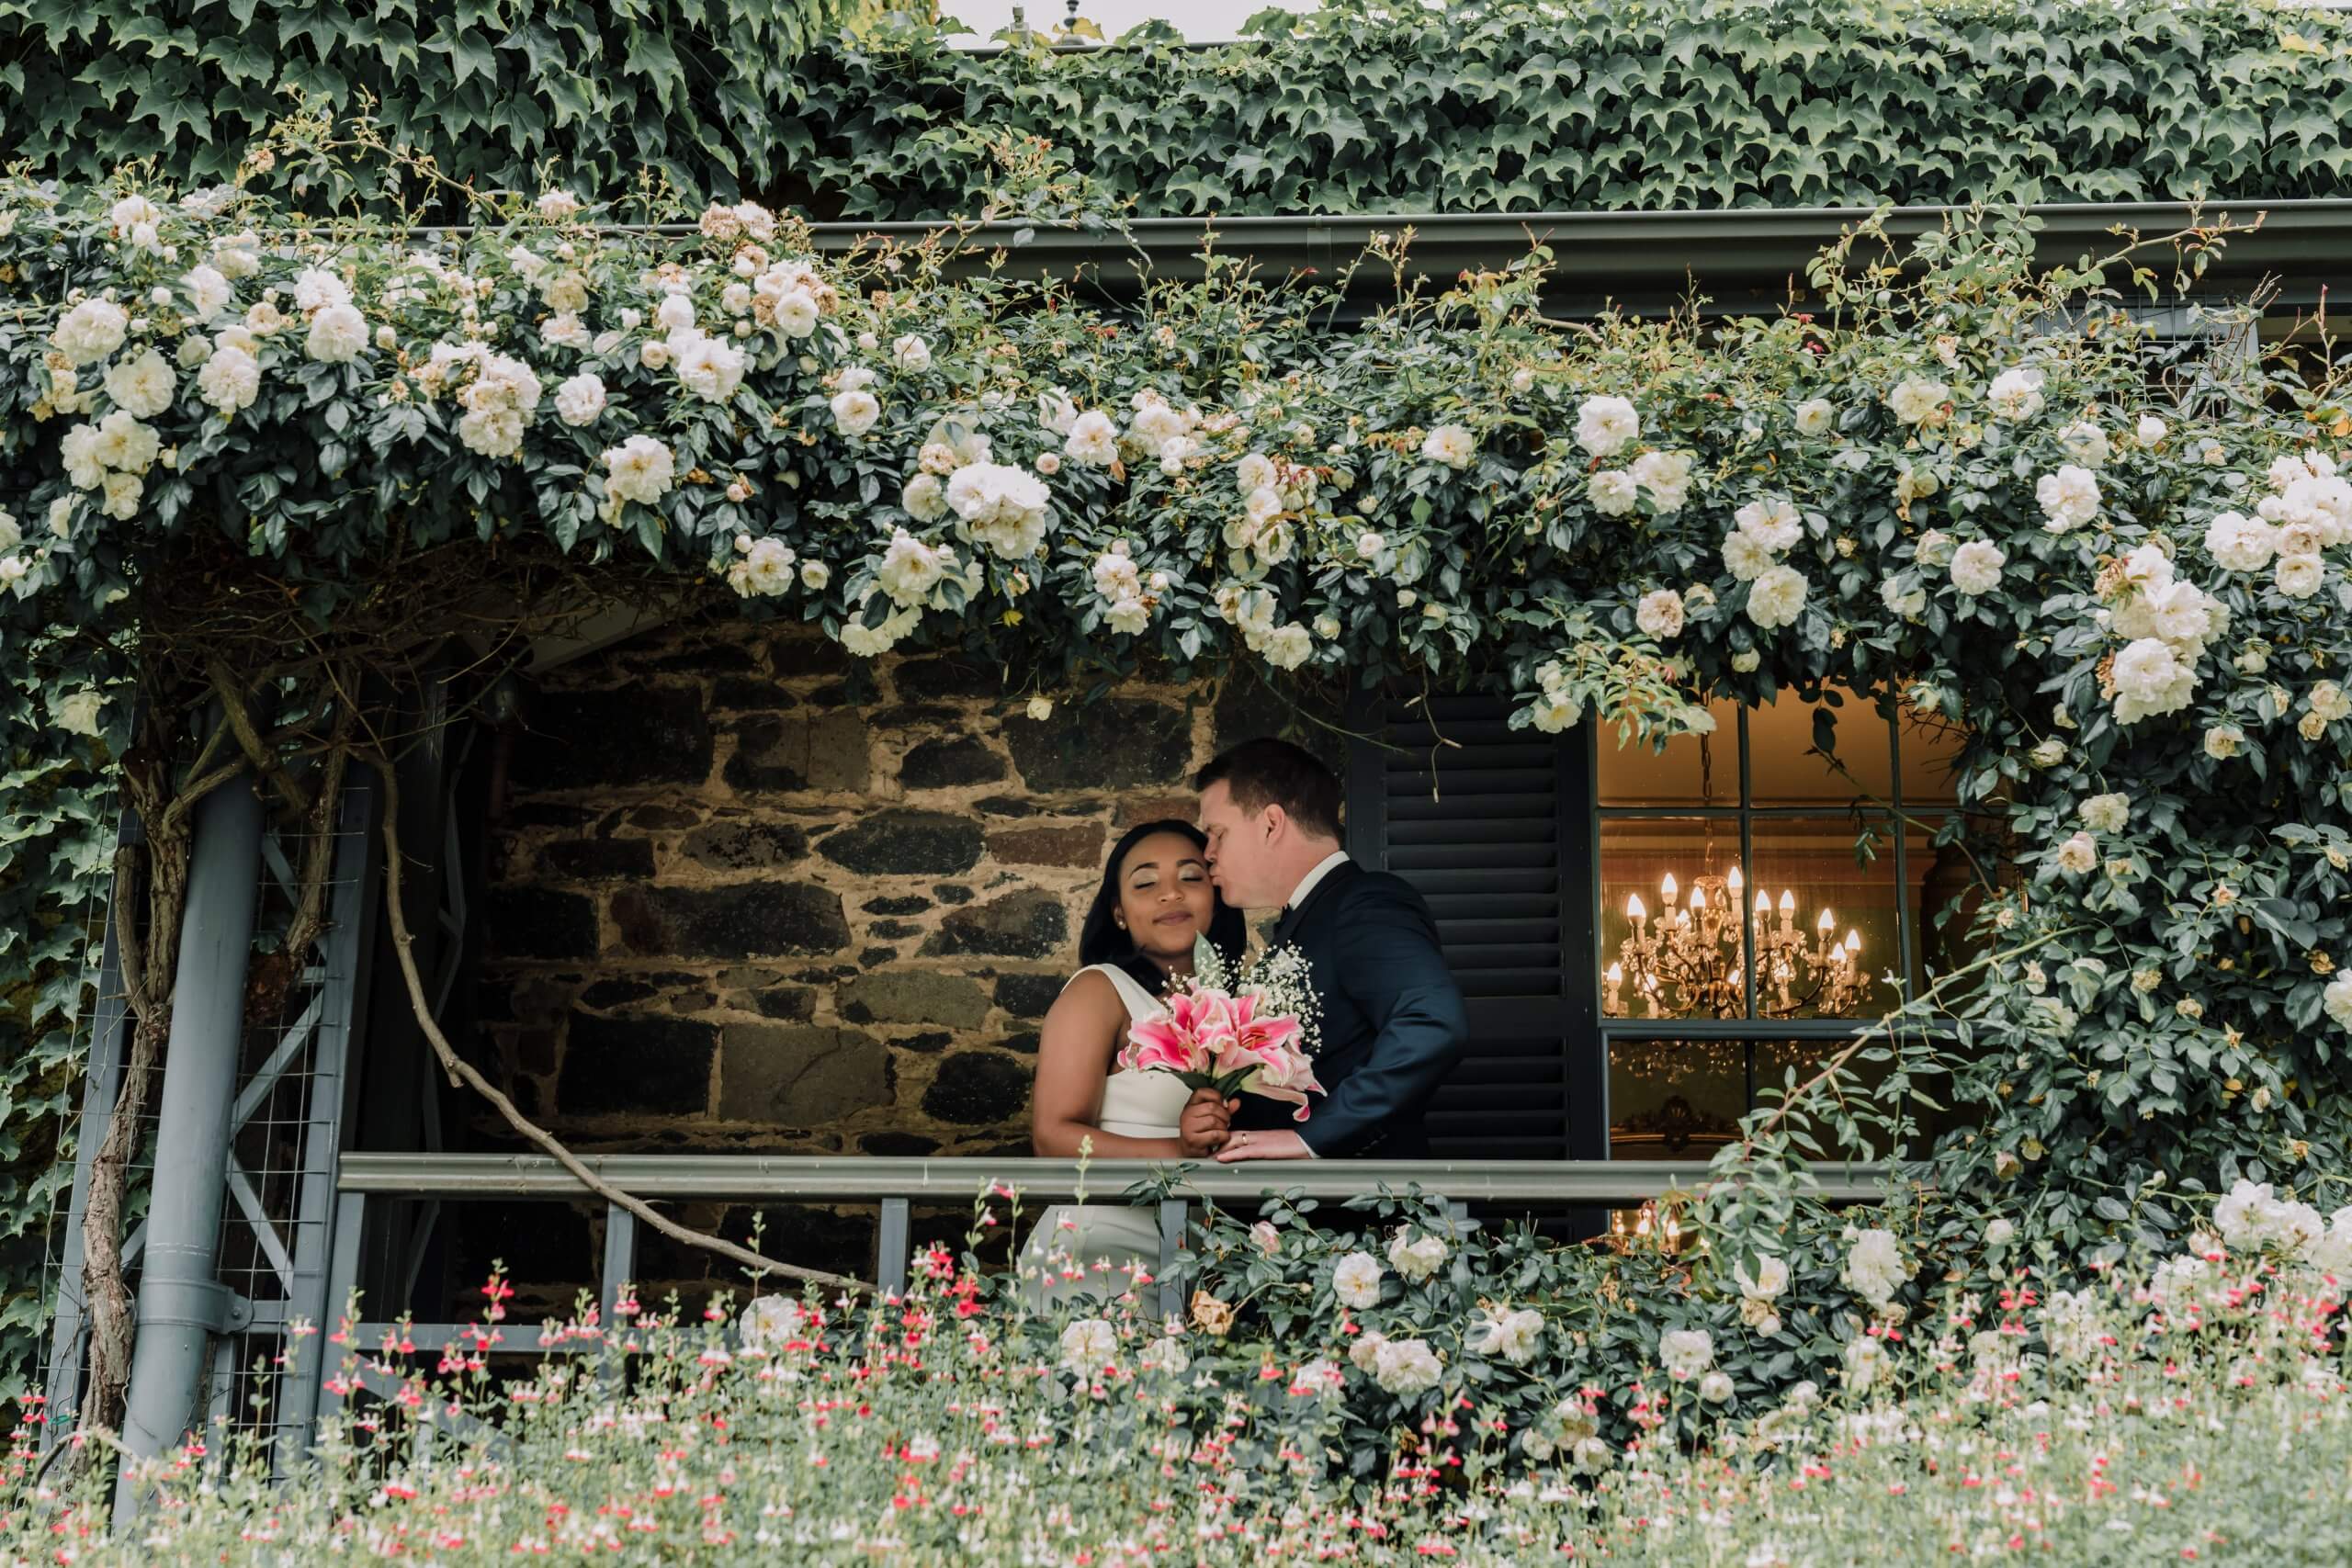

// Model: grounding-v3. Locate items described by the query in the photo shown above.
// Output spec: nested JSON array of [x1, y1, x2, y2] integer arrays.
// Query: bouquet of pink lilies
[[1115, 936, 1327, 1121]]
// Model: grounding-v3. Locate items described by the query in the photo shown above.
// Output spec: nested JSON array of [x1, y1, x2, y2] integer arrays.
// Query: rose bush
[[4, 167, 2352, 1411]]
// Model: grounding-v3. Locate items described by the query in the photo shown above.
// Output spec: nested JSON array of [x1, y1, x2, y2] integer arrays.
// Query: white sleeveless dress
[[1017, 964, 1193, 1310]]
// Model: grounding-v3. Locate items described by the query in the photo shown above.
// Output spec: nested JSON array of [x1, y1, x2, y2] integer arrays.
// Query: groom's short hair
[[1195, 738, 1343, 840]]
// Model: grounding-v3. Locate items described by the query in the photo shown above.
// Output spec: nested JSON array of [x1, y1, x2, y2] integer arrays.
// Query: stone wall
[[459, 615, 1337, 1306]]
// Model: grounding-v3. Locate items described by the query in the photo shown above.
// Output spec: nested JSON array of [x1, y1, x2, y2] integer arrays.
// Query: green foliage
[[0, 0, 882, 211], [0, 654, 110, 1411], [7, 1, 2352, 219]]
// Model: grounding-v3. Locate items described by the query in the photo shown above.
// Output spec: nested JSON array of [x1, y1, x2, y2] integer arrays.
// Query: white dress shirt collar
[[1283, 849, 1351, 914]]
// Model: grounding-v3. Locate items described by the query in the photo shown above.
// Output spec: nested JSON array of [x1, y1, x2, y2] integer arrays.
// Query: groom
[[1192, 738, 1467, 1162]]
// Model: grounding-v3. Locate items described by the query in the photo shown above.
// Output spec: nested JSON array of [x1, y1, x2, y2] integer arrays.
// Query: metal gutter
[[808, 199, 2352, 307]]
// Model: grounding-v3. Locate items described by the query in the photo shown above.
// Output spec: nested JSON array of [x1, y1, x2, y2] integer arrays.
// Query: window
[[1343, 685, 1975, 1165], [1594, 690, 1968, 1162]]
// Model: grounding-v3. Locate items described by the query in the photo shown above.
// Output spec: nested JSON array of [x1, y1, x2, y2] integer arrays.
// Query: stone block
[[920, 1051, 1032, 1125], [817, 809, 984, 875], [857, 945, 899, 967], [725, 709, 870, 793], [860, 1132, 939, 1156], [611, 884, 850, 959], [1117, 794, 1201, 829], [577, 977, 660, 1009], [870, 704, 960, 728], [1210, 675, 1347, 772], [682, 819, 809, 870], [862, 895, 932, 916], [751, 987, 816, 1021], [921, 886, 1069, 959], [625, 803, 702, 829], [993, 973, 1064, 1019], [1008, 699, 1191, 791], [987, 824, 1105, 867], [560, 1014, 717, 1116], [766, 627, 851, 676], [711, 676, 800, 711], [717, 1024, 889, 1124], [894, 656, 1004, 699], [513, 688, 716, 791], [839, 971, 992, 1030], [539, 839, 655, 880], [485, 886, 598, 960], [899, 736, 1009, 789]]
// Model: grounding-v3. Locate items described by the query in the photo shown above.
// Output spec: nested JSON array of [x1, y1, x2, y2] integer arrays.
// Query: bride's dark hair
[[1078, 819, 1248, 995]]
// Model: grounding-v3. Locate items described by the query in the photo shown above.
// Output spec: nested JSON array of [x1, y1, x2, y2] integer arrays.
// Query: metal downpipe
[[112, 761, 266, 1520]]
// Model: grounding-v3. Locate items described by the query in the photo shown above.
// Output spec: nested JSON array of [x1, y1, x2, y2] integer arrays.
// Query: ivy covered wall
[[5, 0, 2351, 220]]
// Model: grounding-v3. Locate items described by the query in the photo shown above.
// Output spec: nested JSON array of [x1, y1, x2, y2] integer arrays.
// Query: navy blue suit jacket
[[1231, 860, 1469, 1158]]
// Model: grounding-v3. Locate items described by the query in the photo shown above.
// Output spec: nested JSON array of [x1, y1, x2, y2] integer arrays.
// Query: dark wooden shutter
[[1343, 689, 1599, 1160]]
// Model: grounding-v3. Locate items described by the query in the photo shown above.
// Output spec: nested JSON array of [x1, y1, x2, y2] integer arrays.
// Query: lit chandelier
[[1601, 735, 1870, 1021]]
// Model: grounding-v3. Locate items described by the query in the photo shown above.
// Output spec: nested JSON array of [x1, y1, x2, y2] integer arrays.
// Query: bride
[[1019, 818, 1247, 1308]]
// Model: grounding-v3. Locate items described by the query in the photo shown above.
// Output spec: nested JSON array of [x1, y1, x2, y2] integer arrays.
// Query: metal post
[[113, 762, 266, 1521], [271, 773, 380, 1473], [315, 1191, 368, 1424], [876, 1200, 911, 1296], [1156, 1201, 1187, 1321]]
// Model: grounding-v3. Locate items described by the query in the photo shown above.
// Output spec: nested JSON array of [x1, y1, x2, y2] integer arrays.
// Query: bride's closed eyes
[[1129, 863, 1208, 888]]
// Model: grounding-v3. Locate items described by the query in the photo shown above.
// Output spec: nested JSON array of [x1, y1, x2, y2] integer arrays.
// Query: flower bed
[[10, 1181, 2352, 1562]]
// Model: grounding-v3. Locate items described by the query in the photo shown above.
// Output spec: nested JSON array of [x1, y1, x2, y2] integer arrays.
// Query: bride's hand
[[1179, 1088, 1232, 1158]]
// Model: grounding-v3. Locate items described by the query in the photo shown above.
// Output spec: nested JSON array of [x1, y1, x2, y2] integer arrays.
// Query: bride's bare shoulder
[[1049, 966, 1123, 1015]]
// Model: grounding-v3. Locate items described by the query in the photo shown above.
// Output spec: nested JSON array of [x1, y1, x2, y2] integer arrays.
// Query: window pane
[[1897, 711, 1968, 805], [1744, 818, 1902, 1020], [1745, 688, 1895, 807], [1608, 1040, 1748, 1161], [1908, 814, 1995, 994], [1595, 697, 1742, 807], [1608, 1038, 1940, 1164], [1600, 817, 1748, 1020]]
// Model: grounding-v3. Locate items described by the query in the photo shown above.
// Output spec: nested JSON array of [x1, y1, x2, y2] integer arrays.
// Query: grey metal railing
[[319, 1152, 1897, 1405]]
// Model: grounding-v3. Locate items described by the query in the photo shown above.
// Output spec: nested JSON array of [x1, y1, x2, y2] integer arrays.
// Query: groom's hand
[[1215, 1128, 1310, 1163], [1178, 1089, 1233, 1158]]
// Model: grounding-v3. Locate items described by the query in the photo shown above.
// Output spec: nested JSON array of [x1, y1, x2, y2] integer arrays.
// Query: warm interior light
[[1753, 891, 1770, 914], [1689, 886, 1707, 913], [1627, 893, 1646, 921], [1817, 907, 1836, 932], [1845, 929, 1861, 953], [1727, 864, 1745, 896], [1778, 889, 1795, 915], [1606, 962, 1623, 983], [1660, 872, 1679, 907]]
